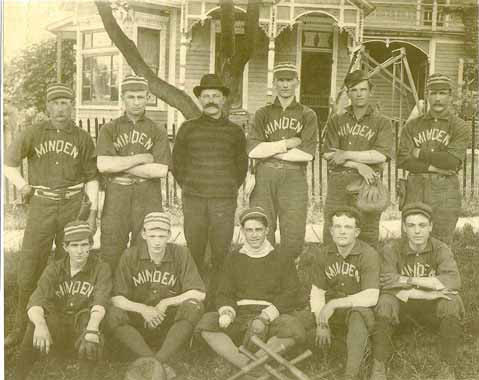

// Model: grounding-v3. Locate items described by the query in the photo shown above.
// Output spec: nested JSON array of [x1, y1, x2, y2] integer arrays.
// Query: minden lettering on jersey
[[132, 269, 177, 288], [55, 280, 94, 298], [325, 261, 360, 283], [34, 140, 79, 159], [113, 129, 154, 151], [401, 263, 436, 278], [338, 122, 375, 141], [412, 128, 451, 147], [264, 117, 304, 139]]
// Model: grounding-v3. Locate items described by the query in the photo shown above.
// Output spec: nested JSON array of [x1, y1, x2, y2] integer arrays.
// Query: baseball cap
[[426, 73, 452, 91], [239, 206, 269, 227], [344, 70, 369, 89], [121, 75, 148, 93], [402, 202, 433, 221], [273, 62, 298, 79], [143, 212, 171, 231], [331, 206, 362, 225], [64, 221, 91, 242], [46, 83, 74, 102]]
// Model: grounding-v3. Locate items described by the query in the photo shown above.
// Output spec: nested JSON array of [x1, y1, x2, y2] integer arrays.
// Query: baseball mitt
[[355, 179, 390, 213], [125, 357, 167, 380], [75, 330, 103, 361], [242, 315, 269, 352]]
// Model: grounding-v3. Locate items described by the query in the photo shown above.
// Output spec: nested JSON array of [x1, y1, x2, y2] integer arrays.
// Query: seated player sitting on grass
[[371, 202, 464, 380], [308, 207, 380, 380], [105, 212, 205, 378], [15, 221, 112, 380], [197, 207, 310, 378]]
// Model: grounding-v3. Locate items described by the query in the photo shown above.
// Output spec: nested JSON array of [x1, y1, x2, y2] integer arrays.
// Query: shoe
[[436, 363, 456, 380], [370, 359, 387, 380], [5, 328, 23, 349]]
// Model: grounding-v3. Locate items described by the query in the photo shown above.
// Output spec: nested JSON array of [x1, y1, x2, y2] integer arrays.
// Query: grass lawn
[[3, 230, 479, 380]]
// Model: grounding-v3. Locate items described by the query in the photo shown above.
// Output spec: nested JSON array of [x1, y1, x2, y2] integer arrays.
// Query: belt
[[408, 172, 457, 178], [260, 160, 304, 170], [34, 188, 83, 201], [110, 176, 148, 185]]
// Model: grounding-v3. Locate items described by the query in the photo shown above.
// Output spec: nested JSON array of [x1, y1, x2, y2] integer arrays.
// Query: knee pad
[[175, 299, 205, 325]]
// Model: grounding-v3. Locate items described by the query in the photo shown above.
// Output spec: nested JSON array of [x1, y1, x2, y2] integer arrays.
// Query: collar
[[272, 97, 301, 110], [61, 254, 95, 275], [326, 240, 363, 257], [44, 120, 75, 134], [239, 239, 275, 258], [139, 241, 174, 263], [424, 109, 451, 121], [199, 113, 226, 124], [404, 238, 433, 255], [345, 105, 375, 121], [120, 112, 147, 123]]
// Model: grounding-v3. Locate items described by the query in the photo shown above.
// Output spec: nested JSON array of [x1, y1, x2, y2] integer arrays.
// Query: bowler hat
[[193, 74, 230, 97]]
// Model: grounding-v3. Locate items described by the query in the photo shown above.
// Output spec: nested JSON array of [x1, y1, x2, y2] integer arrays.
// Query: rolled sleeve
[[27, 264, 58, 310]]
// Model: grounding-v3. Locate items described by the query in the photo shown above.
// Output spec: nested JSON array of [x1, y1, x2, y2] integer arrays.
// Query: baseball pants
[[373, 293, 464, 365], [101, 180, 163, 270], [323, 170, 381, 248], [250, 163, 308, 258], [16, 309, 97, 380], [405, 173, 461, 245], [15, 193, 82, 337]]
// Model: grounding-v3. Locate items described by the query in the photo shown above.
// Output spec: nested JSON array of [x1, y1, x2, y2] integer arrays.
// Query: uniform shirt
[[311, 240, 380, 302], [247, 98, 318, 164], [113, 242, 205, 306], [5, 120, 97, 189], [322, 105, 393, 172], [397, 110, 468, 173], [96, 113, 171, 176], [380, 237, 461, 291], [27, 255, 112, 314], [216, 248, 306, 314]]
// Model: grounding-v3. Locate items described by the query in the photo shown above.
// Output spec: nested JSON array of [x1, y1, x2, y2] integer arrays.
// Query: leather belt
[[34, 188, 83, 201], [260, 160, 304, 170], [110, 176, 148, 185]]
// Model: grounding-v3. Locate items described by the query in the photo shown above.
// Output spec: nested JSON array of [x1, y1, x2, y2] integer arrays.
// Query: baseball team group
[[3, 61, 470, 380]]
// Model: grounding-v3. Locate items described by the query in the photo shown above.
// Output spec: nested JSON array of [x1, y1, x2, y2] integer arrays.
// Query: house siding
[[434, 41, 465, 91]]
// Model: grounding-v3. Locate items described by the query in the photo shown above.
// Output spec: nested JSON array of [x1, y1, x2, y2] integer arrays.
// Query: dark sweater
[[216, 249, 306, 314], [172, 114, 248, 198]]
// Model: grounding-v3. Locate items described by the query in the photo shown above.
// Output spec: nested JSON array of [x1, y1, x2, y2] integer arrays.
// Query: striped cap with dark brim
[[64, 221, 91, 242], [46, 83, 74, 102], [144, 212, 171, 231], [426, 73, 452, 90], [273, 62, 298, 79], [121, 75, 149, 93], [239, 206, 269, 227]]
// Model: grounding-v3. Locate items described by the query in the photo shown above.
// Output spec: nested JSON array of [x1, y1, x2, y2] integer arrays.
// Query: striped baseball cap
[[143, 212, 171, 231], [46, 83, 74, 102], [273, 62, 298, 79], [64, 221, 91, 242], [121, 75, 149, 93], [426, 73, 452, 90], [239, 206, 269, 227]]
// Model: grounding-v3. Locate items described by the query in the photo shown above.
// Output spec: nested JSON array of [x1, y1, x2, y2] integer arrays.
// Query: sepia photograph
[[2, 1, 478, 379]]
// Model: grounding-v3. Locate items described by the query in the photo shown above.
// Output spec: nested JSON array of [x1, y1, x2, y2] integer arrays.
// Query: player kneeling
[[371, 203, 464, 380], [15, 221, 112, 380], [197, 207, 310, 378]]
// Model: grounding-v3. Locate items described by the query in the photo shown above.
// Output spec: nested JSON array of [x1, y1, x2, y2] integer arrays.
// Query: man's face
[[347, 80, 371, 108], [142, 228, 170, 255], [403, 214, 432, 247], [122, 90, 148, 117], [47, 98, 73, 124], [330, 214, 360, 247], [198, 89, 225, 118], [242, 219, 268, 249], [64, 238, 91, 267], [273, 76, 299, 99], [427, 88, 451, 114]]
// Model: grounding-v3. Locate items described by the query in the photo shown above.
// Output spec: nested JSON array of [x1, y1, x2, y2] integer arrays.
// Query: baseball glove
[[77, 194, 92, 221], [242, 315, 269, 352], [125, 357, 166, 380], [349, 178, 390, 214], [75, 329, 103, 361]]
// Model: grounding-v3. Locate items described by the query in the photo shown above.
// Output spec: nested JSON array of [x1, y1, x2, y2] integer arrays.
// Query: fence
[[4, 116, 479, 208]]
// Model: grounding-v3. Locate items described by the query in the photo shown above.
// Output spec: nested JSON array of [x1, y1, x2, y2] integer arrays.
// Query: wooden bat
[[239, 346, 292, 380]]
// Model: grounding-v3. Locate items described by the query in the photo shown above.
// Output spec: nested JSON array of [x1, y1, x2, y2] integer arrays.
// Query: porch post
[[416, 0, 422, 28], [178, 1, 190, 125], [267, 37, 275, 103], [431, 0, 438, 31], [56, 35, 62, 82]]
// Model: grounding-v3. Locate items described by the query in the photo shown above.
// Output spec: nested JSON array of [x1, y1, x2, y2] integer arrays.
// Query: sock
[[156, 320, 193, 362], [202, 331, 250, 368], [345, 312, 369, 378], [113, 325, 155, 358]]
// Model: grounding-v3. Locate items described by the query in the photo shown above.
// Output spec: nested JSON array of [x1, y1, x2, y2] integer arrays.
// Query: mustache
[[205, 103, 220, 109]]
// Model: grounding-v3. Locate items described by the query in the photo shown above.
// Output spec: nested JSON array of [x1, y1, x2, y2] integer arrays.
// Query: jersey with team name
[[5, 120, 97, 189], [113, 242, 205, 306], [397, 110, 468, 173], [311, 240, 379, 302], [247, 98, 318, 162], [95, 113, 171, 175], [322, 105, 392, 172], [380, 237, 461, 291], [27, 255, 112, 314]]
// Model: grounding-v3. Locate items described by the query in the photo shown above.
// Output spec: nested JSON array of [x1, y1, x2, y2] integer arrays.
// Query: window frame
[[81, 53, 120, 105]]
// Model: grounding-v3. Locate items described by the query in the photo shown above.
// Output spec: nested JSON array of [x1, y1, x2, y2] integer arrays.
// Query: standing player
[[397, 73, 468, 245], [4, 83, 99, 347], [247, 62, 318, 258], [371, 202, 463, 380], [106, 212, 205, 376], [15, 221, 112, 380], [96, 75, 171, 270], [308, 207, 380, 380], [172, 74, 248, 306], [322, 70, 392, 248]]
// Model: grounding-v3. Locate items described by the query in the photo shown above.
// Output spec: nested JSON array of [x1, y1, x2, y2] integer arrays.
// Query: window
[[83, 31, 113, 49], [422, 0, 445, 27], [82, 54, 119, 103], [138, 27, 161, 106]]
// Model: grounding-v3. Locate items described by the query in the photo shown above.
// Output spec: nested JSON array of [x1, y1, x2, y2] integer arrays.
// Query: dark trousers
[[16, 310, 96, 380], [250, 164, 308, 258], [15, 194, 82, 335], [101, 180, 163, 270], [323, 171, 381, 248], [182, 195, 236, 303]]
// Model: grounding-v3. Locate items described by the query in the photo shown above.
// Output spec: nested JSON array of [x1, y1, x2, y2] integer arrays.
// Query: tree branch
[[95, 0, 201, 120]]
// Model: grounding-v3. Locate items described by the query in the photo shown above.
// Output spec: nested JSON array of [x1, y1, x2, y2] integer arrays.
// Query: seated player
[[371, 202, 464, 380], [197, 207, 309, 377], [106, 212, 205, 378], [308, 207, 380, 380], [15, 221, 112, 380]]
